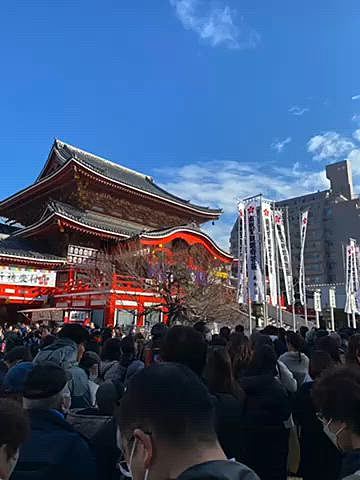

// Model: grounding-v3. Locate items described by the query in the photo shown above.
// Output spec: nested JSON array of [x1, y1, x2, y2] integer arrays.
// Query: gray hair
[[23, 384, 71, 411]]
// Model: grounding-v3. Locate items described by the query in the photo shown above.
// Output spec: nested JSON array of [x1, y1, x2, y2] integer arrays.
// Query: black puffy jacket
[[238, 374, 291, 480]]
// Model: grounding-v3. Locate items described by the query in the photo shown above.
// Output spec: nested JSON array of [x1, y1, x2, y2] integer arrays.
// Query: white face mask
[[323, 420, 345, 449], [118, 438, 137, 478], [118, 437, 150, 480], [7, 449, 19, 479], [0, 445, 19, 480]]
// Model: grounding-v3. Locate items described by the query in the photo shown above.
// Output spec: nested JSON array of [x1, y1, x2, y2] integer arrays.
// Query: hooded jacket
[[66, 408, 112, 441], [176, 460, 259, 480], [33, 338, 91, 408]]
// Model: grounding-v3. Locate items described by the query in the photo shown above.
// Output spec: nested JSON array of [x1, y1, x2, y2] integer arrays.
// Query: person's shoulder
[[177, 460, 259, 480]]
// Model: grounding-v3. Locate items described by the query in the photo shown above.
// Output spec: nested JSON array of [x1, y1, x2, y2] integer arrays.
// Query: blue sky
[[1, 0, 360, 249]]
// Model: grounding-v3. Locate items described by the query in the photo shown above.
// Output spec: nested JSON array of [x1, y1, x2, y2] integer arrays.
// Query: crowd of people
[[0, 320, 360, 480]]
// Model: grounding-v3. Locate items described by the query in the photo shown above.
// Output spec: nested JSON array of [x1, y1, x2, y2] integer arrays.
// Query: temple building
[[0, 140, 232, 328]]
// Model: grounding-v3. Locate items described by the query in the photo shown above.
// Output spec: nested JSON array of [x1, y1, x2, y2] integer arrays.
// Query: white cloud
[[288, 105, 309, 116], [271, 137, 292, 153], [155, 159, 327, 249], [353, 129, 360, 142], [307, 129, 360, 177], [307, 131, 354, 161], [346, 149, 360, 175], [352, 95, 360, 101], [352, 114, 360, 125], [169, 0, 260, 50]]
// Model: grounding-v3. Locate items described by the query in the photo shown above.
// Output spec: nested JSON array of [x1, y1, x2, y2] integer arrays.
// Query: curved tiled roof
[[13, 201, 146, 239], [141, 225, 233, 260], [48, 140, 221, 216], [49, 201, 145, 237], [0, 237, 65, 263]]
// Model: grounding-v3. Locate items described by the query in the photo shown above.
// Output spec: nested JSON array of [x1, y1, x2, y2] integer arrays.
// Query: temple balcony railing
[[54, 270, 158, 295]]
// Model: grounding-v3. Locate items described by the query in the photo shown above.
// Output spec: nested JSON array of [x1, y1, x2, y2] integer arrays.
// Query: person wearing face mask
[[12, 362, 96, 480], [313, 365, 360, 480], [0, 399, 29, 480], [33, 324, 91, 408], [79, 351, 101, 406], [293, 350, 341, 480], [115, 363, 259, 480]]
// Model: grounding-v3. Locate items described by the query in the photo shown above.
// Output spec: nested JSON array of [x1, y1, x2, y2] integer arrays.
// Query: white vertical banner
[[299, 210, 309, 306], [329, 288, 336, 308], [237, 202, 247, 304], [314, 291, 322, 312], [262, 202, 277, 306], [274, 209, 294, 306], [345, 239, 359, 314], [246, 202, 264, 303]]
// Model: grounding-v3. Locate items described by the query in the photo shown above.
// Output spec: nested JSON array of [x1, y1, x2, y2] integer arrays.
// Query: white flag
[[299, 210, 309, 306], [314, 291, 322, 312], [262, 202, 277, 306], [237, 202, 247, 304], [274, 209, 294, 305], [329, 288, 336, 309], [246, 202, 264, 303], [345, 239, 359, 314]]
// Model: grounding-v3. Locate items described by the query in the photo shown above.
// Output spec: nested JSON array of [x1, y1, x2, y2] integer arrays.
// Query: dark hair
[[210, 334, 227, 347], [116, 363, 216, 444], [193, 321, 208, 336], [0, 399, 29, 458], [227, 333, 251, 379], [346, 334, 360, 366], [278, 327, 286, 341], [309, 350, 334, 379], [261, 325, 278, 336], [219, 326, 231, 342], [247, 344, 277, 377], [161, 326, 207, 376], [96, 379, 124, 415], [4, 346, 32, 365], [315, 335, 341, 364], [120, 335, 135, 356], [101, 328, 113, 344], [206, 347, 245, 401], [58, 325, 89, 345], [250, 332, 273, 350], [101, 338, 122, 362], [286, 332, 304, 363], [299, 326, 309, 339], [312, 366, 360, 434], [234, 324, 244, 334], [79, 351, 100, 374]]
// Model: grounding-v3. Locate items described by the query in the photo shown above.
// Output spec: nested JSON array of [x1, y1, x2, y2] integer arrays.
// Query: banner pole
[[285, 207, 296, 331], [299, 212, 309, 327], [330, 305, 335, 331], [352, 309, 357, 329], [260, 195, 268, 326], [273, 202, 282, 327], [244, 204, 252, 334], [236, 208, 241, 301]]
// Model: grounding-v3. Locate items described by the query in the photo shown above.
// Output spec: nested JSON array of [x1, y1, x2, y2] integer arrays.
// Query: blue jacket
[[12, 409, 96, 480]]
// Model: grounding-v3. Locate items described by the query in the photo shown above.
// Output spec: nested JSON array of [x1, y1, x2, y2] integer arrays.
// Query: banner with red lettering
[[262, 202, 277, 306], [237, 202, 247, 304], [245, 202, 264, 303], [274, 209, 294, 305], [299, 210, 309, 306]]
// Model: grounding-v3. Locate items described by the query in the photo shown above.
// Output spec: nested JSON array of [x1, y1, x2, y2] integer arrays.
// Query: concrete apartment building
[[230, 160, 360, 288]]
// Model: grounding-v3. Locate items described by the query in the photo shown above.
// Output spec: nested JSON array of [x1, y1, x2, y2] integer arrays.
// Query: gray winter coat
[[34, 337, 91, 408]]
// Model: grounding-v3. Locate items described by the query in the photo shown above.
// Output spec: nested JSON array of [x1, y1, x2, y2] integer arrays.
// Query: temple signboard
[[0, 266, 57, 287]]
